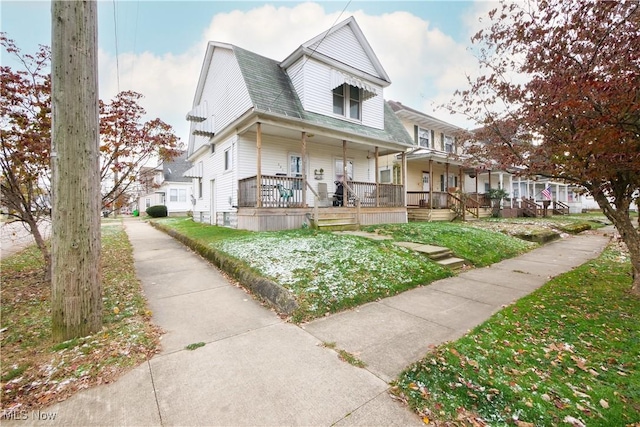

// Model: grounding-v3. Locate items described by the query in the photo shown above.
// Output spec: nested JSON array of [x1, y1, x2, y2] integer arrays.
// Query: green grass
[[362, 222, 536, 267], [153, 218, 542, 322], [185, 342, 206, 351], [394, 243, 640, 426], [153, 218, 457, 322], [322, 342, 367, 368], [0, 224, 161, 411]]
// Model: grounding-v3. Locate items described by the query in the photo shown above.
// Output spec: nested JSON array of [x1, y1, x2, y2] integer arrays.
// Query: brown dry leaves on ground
[[1, 226, 162, 415]]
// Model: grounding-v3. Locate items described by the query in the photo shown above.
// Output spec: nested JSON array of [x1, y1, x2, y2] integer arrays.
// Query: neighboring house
[[387, 101, 576, 220], [138, 152, 193, 216], [385, 100, 486, 221], [184, 17, 414, 230]]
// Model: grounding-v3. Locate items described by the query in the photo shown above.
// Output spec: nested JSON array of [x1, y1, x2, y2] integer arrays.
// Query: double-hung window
[[444, 135, 454, 153], [169, 189, 187, 202], [333, 84, 361, 120], [418, 127, 430, 148]]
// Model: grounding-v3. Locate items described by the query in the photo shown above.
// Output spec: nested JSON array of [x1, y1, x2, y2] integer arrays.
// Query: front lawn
[[1, 224, 161, 414], [362, 222, 536, 267], [393, 241, 640, 426], [152, 218, 537, 322]]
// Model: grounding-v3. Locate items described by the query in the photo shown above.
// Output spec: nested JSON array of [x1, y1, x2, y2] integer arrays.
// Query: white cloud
[[97, 2, 486, 144]]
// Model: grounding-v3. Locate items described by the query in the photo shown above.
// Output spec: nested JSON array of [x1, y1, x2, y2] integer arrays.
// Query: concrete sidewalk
[[11, 219, 611, 426]]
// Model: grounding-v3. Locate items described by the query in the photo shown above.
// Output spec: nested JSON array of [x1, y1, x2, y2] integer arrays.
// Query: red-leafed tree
[[100, 91, 180, 213], [0, 34, 52, 271], [452, 1, 640, 295], [1, 34, 181, 276]]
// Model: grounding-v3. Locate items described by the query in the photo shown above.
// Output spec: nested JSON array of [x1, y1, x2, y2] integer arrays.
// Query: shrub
[[146, 205, 168, 218]]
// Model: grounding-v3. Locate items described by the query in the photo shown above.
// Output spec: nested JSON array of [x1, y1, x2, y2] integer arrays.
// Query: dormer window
[[332, 84, 361, 120]]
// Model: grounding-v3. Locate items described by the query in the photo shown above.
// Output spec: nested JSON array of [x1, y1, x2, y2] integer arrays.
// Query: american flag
[[542, 185, 552, 200]]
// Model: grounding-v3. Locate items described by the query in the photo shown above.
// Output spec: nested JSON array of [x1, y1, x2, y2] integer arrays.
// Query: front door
[[210, 179, 216, 225], [422, 172, 430, 192]]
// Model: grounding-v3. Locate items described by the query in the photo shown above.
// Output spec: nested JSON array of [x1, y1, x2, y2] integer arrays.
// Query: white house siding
[[162, 182, 193, 215], [361, 93, 384, 129], [286, 58, 306, 107], [190, 47, 252, 156], [309, 24, 378, 77], [190, 135, 238, 225], [238, 132, 375, 206], [297, 59, 384, 130]]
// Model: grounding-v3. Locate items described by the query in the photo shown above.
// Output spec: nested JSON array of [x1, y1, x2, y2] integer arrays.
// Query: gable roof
[[187, 18, 413, 154], [281, 16, 391, 85], [162, 151, 191, 182], [388, 100, 463, 135], [233, 46, 412, 147]]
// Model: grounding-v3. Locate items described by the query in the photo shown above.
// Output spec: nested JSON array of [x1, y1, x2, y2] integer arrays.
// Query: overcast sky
[[1, 1, 497, 148]]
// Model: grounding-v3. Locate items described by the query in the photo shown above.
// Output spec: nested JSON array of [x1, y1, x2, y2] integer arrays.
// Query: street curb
[[148, 221, 299, 316]]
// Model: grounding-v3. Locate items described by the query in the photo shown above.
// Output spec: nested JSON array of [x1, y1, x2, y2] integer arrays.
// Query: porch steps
[[311, 212, 359, 231], [393, 242, 466, 270]]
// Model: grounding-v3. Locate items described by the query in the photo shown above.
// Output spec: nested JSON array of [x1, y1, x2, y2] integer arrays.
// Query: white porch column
[[301, 131, 307, 207], [256, 122, 262, 208]]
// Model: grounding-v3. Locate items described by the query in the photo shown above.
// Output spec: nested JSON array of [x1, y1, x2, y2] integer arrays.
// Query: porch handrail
[[343, 181, 361, 226], [553, 200, 569, 215], [306, 181, 320, 225], [522, 197, 541, 217]]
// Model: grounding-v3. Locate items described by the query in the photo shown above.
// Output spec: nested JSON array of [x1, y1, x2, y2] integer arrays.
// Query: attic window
[[333, 84, 361, 120]]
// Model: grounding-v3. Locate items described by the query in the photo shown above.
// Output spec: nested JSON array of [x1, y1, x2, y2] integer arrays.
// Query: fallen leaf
[[599, 399, 609, 409], [422, 416, 430, 424], [563, 415, 586, 427]]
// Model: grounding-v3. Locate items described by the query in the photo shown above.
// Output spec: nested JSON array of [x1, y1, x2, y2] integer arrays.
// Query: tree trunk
[[24, 216, 52, 281], [50, 0, 102, 341], [593, 192, 640, 296]]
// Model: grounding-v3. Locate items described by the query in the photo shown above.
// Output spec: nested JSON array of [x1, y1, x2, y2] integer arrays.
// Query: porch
[[406, 190, 493, 221], [238, 175, 404, 208], [236, 174, 406, 231]]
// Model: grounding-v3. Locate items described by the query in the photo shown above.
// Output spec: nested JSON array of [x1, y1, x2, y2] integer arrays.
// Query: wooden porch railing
[[406, 191, 449, 208], [553, 200, 570, 215], [522, 197, 542, 217], [238, 175, 304, 207], [238, 176, 404, 208]]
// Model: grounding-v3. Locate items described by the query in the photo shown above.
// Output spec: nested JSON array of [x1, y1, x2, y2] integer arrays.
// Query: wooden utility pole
[[51, 0, 102, 341]]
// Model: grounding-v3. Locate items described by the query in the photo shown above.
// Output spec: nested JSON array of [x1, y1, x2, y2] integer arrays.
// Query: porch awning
[[331, 70, 378, 100], [183, 162, 203, 178], [186, 102, 207, 122], [193, 116, 215, 136]]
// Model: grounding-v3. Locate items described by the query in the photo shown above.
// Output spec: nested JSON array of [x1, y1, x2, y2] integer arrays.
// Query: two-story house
[[184, 17, 414, 231], [137, 151, 193, 216]]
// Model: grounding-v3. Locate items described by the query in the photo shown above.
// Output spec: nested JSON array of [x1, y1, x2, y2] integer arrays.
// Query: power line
[[130, 0, 140, 88], [268, 0, 352, 110], [112, 0, 120, 93]]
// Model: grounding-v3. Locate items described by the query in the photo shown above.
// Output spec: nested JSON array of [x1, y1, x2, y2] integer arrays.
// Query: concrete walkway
[[11, 219, 612, 426]]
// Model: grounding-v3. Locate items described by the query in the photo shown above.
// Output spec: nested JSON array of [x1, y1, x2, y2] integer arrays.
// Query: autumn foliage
[[1, 33, 181, 274], [452, 1, 640, 294]]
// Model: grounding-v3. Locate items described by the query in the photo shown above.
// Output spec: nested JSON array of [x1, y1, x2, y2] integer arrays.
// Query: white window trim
[[332, 84, 362, 122], [418, 127, 430, 148]]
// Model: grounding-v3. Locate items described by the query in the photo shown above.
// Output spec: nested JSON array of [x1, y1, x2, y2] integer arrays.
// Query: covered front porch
[[232, 119, 410, 231], [237, 174, 406, 230]]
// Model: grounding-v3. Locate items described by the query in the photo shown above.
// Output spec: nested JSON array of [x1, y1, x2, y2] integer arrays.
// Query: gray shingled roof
[[163, 151, 192, 182], [232, 46, 413, 147]]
